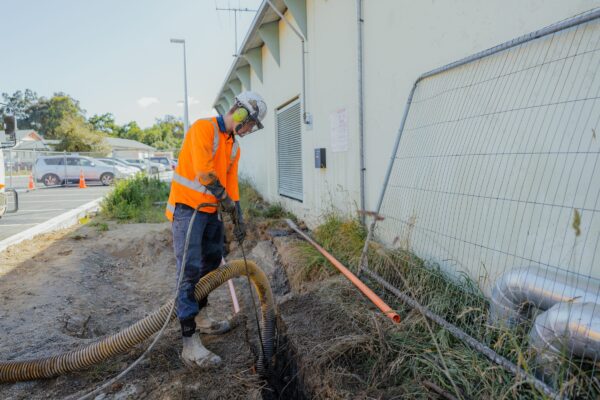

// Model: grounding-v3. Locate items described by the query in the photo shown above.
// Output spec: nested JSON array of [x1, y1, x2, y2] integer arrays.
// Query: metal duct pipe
[[489, 266, 600, 327], [530, 301, 600, 379]]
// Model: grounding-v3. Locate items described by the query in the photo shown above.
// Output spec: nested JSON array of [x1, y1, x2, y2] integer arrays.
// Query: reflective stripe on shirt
[[166, 202, 176, 214], [172, 171, 211, 194], [208, 120, 220, 154], [227, 141, 239, 173]]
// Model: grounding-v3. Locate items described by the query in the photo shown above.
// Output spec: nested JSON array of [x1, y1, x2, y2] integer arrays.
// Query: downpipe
[[264, 0, 310, 125], [0, 259, 276, 383]]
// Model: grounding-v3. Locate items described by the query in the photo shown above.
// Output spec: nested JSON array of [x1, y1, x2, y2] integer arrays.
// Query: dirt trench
[[0, 216, 381, 400], [0, 219, 296, 400]]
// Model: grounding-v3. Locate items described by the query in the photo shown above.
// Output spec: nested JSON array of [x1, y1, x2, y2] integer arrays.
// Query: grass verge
[[239, 179, 296, 221], [285, 215, 598, 398], [100, 174, 169, 223], [287, 213, 366, 289], [238, 180, 598, 398]]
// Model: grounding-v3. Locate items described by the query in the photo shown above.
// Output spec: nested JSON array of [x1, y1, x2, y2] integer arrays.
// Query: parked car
[[125, 158, 166, 174], [113, 158, 145, 171], [95, 158, 140, 175], [94, 159, 137, 177], [35, 155, 128, 186], [149, 156, 174, 171]]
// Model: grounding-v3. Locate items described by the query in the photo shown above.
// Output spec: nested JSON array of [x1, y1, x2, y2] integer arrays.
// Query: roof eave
[[212, 0, 286, 109]]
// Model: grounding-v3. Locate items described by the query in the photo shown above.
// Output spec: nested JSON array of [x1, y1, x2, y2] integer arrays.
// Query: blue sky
[[1, 0, 262, 127]]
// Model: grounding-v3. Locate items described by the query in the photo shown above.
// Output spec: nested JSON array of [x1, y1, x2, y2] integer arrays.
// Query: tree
[[1, 90, 185, 155], [138, 115, 183, 150], [21, 93, 84, 137], [155, 115, 184, 139], [53, 114, 109, 153], [120, 121, 144, 142], [89, 113, 120, 136], [41, 94, 84, 138], [0, 89, 38, 120], [141, 125, 163, 145]]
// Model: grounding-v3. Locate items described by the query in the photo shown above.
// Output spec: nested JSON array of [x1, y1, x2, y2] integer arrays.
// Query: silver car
[[35, 155, 128, 186], [149, 156, 174, 170], [95, 158, 140, 175], [125, 158, 167, 174]]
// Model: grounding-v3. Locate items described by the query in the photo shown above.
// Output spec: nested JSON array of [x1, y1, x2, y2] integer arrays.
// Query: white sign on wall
[[330, 108, 348, 152]]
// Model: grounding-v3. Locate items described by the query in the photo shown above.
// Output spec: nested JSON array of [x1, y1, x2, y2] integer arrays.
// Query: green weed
[[100, 174, 169, 223], [239, 179, 297, 221], [90, 220, 109, 232], [284, 214, 599, 398]]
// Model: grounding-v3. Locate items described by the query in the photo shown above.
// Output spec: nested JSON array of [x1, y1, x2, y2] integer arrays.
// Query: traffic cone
[[79, 169, 87, 189], [28, 173, 35, 190]]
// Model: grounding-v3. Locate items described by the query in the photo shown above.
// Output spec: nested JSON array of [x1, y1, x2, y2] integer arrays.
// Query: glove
[[233, 220, 247, 243], [219, 195, 236, 214]]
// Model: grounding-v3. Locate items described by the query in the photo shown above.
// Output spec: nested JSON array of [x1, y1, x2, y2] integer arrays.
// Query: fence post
[[8, 148, 13, 189], [63, 151, 67, 187], [32, 147, 36, 180]]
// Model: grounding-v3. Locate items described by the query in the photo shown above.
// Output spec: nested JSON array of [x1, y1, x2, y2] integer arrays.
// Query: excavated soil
[[0, 221, 277, 399], [0, 217, 390, 399]]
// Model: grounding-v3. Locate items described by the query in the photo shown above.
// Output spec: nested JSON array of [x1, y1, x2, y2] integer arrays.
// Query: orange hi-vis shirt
[[165, 117, 240, 221]]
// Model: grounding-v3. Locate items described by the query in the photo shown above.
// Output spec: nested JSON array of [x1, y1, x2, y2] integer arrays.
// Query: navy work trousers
[[172, 203, 224, 321]]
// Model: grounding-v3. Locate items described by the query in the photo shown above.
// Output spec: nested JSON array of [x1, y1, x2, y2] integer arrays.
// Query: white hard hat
[[234, 91, 267, 130]]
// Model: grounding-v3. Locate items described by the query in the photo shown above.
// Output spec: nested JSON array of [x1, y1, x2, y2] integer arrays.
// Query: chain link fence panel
[[2, 149, 172, 190], [360, 9, 600, 399]]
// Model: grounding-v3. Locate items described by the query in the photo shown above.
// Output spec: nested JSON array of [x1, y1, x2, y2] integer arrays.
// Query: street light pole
[[170, 38, 190, 135]]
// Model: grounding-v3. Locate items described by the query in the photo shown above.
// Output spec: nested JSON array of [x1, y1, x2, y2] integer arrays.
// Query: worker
[[165, 91, 268, 368]]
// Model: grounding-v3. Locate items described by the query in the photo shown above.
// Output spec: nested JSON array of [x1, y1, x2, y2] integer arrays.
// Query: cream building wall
[[237, 0, 599, 225], [362, 0, 600, 215], [236, 10, 306, 219], [220, 0, 600, 286], [238, 2, 361, 225]]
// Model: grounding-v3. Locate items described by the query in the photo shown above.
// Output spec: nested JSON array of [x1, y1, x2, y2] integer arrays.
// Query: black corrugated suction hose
[[0, 259, 276, 382]]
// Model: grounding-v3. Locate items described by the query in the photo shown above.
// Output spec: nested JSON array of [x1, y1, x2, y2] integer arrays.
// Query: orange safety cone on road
[[78, 169, 87, 189], [28, 173, 36, 190]]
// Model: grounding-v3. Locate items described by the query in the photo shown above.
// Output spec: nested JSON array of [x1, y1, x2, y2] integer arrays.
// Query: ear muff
[[232, 107, 249, 123]]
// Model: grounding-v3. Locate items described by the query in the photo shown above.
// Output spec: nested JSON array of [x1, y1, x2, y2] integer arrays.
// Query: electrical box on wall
[[314, 148, 326, 168]]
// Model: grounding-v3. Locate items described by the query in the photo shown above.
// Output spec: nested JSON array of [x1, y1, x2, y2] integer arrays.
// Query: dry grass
[[239, 179, 297, 222], [363, 246, 600, 399], [238, 180, 599, 399], [284, 217, 599, 399], [283, 213, 366, 292]]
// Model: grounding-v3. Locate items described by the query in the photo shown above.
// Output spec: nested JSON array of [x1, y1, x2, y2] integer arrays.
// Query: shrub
[[101, 174, 169, 223]]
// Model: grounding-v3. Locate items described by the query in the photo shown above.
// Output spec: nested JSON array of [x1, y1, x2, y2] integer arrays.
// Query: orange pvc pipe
[[286, 219, 401, 323]]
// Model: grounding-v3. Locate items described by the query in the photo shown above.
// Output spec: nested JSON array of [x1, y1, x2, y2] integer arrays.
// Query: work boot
[[181, 333, 222, 369], [195, 307, 231, 335]]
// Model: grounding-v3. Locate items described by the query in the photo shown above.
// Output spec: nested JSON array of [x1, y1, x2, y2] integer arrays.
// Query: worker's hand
[[233, 220, 247, 243], [219, 195, 236, 214]]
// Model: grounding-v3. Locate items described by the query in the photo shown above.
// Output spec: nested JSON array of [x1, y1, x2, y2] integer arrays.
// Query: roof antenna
[[215, 4, 257, 57]]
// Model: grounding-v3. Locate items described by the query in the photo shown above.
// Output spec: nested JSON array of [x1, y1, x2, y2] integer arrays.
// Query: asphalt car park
[[0, 184, 111, 241], [1, 171, 173, 242]]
